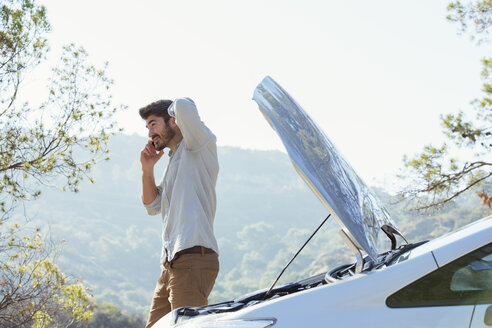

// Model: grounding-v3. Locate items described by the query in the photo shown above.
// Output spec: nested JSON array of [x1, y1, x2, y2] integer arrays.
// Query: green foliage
[[0, 2, 123, 220], [0, 41, 122, 216], [0, 0, 50, 111], [400, 1, 492, 210], [86, 302, 145, 328], [0, 225, 93, 327], [447, 0, 492, 44], [0, 0, 124, 326]]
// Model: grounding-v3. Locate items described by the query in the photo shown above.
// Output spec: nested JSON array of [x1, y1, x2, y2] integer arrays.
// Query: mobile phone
[[150, 141, 158, 154]]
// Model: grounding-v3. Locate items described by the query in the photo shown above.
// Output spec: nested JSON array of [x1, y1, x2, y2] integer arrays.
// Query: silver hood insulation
[[253, 76, 401, 260]]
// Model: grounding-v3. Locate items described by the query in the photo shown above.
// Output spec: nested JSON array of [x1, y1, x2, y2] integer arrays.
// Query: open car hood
[[252, 76, 401, 260]]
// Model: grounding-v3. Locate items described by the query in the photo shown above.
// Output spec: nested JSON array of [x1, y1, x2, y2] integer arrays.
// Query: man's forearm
[[142, 169, 158, 205]]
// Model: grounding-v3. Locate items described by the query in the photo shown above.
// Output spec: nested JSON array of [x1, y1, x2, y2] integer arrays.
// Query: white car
[[155, 77, 492, 328]]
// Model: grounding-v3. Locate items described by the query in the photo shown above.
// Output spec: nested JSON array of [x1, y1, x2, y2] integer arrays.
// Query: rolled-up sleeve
[[172, 98, 214, 151], [142, 185, 162, 216]]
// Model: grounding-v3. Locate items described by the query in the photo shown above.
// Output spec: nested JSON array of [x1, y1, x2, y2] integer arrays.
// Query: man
[[139, 98, 219, 327]]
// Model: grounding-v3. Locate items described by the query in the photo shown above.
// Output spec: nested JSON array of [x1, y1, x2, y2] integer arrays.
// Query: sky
[[31, 0, 490, 188]]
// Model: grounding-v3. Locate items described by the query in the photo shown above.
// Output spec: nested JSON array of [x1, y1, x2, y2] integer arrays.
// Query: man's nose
[[148, 129, 154, 138]]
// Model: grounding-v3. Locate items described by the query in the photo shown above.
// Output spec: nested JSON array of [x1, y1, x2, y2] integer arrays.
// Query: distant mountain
[[13, 133, 491, 315]]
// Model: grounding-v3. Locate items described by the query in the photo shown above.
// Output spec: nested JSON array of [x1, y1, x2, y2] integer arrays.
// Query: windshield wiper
[[264, 214, 331, 299]]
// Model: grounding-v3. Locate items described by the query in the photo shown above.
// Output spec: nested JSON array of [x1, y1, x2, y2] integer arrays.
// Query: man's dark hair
[[139, 99, 173, 122]]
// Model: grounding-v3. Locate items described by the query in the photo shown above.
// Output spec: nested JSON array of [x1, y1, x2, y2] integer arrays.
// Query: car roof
[[403, 215, 492, 266]]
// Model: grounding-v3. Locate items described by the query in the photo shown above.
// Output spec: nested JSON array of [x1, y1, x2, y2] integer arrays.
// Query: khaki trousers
[[146, 252, 219, 328]]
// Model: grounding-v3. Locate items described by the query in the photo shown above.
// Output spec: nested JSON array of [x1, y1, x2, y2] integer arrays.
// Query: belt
[[174, 246, 215, 259]]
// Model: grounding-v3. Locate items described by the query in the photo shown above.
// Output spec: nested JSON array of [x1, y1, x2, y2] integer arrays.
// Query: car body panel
[[252, 76, 400, 260], [236, 306, 474, 328], [403, 216, 492, 267], [208, 250, 469, 327], [227, 254, 437, 315], [431, 217, 492, 267]]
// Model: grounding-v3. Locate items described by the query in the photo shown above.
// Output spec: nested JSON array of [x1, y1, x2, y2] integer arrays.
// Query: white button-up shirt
[[143, 98, 219, 263]]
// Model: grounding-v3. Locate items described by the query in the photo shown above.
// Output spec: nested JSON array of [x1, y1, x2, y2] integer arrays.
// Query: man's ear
[[168, 117, 178, 128]]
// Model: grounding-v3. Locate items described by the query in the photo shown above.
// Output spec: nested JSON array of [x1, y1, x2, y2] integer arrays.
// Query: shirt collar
[[169, 140, 182, 158]]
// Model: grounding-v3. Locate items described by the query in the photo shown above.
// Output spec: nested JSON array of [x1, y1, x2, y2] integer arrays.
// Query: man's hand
[[141, 141, 163, 205], [140, 140, 164, 172]]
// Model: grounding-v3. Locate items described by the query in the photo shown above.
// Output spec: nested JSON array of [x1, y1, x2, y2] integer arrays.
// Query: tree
[[0, 225, 93, 327], [399, 0, 491, 211], [447, 0, 492, 44], [86, 303, 145, 328], [0, 0, 123, 326]]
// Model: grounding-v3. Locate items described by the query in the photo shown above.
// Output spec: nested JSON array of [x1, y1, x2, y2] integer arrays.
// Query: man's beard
[[153, 128, 175, 151]]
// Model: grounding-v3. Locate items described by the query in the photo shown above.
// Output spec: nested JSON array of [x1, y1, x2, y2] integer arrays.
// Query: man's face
[[145, 115, 175, 151]]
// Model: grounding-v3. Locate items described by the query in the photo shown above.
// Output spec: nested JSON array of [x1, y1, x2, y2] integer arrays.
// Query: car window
[[387, 243, 492, 308], [451, 252, 492, 291]]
